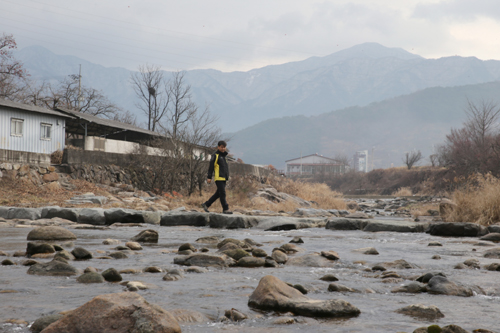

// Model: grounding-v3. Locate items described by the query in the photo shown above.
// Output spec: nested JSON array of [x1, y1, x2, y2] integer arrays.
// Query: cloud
[[413, 0, 500, 22]]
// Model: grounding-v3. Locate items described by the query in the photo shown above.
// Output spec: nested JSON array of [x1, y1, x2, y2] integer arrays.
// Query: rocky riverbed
[[1, 200, 500, 333]]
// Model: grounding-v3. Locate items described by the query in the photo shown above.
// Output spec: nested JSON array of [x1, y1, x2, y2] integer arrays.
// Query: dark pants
[[205, 181, 228, 211]]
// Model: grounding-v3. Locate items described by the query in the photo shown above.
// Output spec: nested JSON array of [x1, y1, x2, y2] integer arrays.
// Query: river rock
[[428, 241, 443, 246], [77, 272, 105, 283], [125, 281, 149, 291], [8, 207, 42, 220], [125, 241, 142, 250], [217, 238, 246, 249], [237, 257, 266, 267], [391, 282, 427, 293], [321, 251, 340, 260], [377, 259, 419, 269], [464, 258, 480, 269], [252, 248, 267, 257], [195, 236, 220, 244], [104, 208, 145, 224], [26, 242, 55, 256], [173, 254, 235, 267], [325, 218, 369, 230], [1, 259, 15, 265], [41, 207, 78, 222], [144, 266, 162, 273], [39, 292, 181, 333], [185, 266, 208, 273], [320, 274, 339, 282], [101, 268, 122, 282], [280, 243, 304, 253], [257, 216, 324, 231], [396, 304, 444, 319], [161, 212, 209, 227], [178, 243, 196, 252], [441, 325, 469, 333], [416, 272, 446, 283], [109, 251, 128, 259], [483, 247, 500, 258], [27, 259, 79, 276], [487, 225, 500, 233], [218, 242, 241, 252], [271, 250, 288, 264], [103, 238, 121, 245], [427, 276, 473, 297], [131, 229, 158, 243], [353, 247, 379, 255], [71, 247, 93, 260], [225, 308, 248, 321], [287, 254, 338, 267], [77, 208, 106, 225], [22, 259, 38, 266], [480, 233, 500, 242], [30, 314, 64, 333], [54, 250, 75, 261], [485, 263, 500, 271], [346, 212, 371, 219], [427, 222, 484, 237], [327, 283, 356, 292], [27, 226, 77, 241], [223, 249, 251, 261], [209, 213, 259, 229], [248, 275, 360, 318], [290, 236, 304, 243], [163, 269, 184, 281]]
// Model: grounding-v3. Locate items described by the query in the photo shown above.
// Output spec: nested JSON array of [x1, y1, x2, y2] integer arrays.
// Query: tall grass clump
[[446, 174, 500, 225], [392, 187, 412, 197]]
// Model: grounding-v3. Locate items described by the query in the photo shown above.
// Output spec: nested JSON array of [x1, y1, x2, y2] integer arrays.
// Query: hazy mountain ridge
[[228, 81, 500, 169], [17, 42, 500, 132]]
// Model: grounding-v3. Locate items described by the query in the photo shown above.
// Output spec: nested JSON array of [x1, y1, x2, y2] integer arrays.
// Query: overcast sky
[[2, 0, 500, 72]]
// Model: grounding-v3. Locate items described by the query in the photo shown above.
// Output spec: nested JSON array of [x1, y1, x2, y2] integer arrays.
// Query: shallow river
[[1, 221, 500, 332]]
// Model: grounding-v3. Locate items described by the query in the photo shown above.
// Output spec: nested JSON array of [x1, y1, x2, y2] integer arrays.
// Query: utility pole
[[77, 64, 82, 110], [300, 151, 302, 176]]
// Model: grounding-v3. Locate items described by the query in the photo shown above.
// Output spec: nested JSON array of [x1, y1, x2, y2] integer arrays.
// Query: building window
[[41, 123, 52, 140], [11, 118, 23, 136]]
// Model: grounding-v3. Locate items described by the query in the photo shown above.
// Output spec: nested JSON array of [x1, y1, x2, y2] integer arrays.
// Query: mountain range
[[15, 43, 500, 168]]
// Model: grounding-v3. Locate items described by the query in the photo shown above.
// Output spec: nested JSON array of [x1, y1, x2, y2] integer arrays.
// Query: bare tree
[[0, 33, 29, 100], [429, 154, 438, 167], [403, 150, 423, 169], [131, 64, 169, 132]]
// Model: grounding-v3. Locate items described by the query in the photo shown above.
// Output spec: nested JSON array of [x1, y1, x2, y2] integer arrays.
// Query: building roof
[[0, 98, 73, 118], [285, 153, 339, 163], [55, 107, 161, 143]]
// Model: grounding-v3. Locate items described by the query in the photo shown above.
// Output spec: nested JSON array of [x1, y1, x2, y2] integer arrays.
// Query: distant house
[[0, 99, 71, 164], [285, 153, 347, 176]]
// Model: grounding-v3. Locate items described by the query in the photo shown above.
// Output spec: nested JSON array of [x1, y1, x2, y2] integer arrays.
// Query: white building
[[285, 153, 347, 176], [353, 150, 369, 172]]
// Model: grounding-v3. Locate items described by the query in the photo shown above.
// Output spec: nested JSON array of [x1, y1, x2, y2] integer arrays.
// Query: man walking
[[201, 141, 233, 214]]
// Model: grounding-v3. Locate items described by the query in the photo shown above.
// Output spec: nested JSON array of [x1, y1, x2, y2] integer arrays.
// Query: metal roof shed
[[0, 99, 72, 154]]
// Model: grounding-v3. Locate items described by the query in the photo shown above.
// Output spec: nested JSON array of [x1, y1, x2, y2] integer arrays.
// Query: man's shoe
[[201, 203, 209, 213], [222, 210, 233, 214]]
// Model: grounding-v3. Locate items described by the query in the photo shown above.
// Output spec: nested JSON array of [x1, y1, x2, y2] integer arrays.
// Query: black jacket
[[207, 150, 229, 181]]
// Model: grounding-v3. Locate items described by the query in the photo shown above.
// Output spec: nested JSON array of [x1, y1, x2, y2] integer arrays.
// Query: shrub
[[50, 150, 63, 164]]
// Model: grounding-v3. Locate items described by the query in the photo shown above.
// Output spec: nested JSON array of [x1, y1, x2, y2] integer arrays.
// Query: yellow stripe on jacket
[[214, 154, 226, 181]]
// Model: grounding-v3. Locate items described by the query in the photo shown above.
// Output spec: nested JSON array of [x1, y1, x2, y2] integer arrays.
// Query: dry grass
[[409, 203, 439, 218], [392, 187, 413, 196], [445, 174, 500, 225]]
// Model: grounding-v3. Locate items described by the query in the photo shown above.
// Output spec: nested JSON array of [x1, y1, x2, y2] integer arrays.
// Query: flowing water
[[1, 220, 500, 332]]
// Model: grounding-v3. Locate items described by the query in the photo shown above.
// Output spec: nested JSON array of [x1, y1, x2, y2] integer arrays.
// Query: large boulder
[[104, 208, 145, 224], [30, 314, 64, 333], [41, 207, 79, 222], [77, 208, 106, 225], [256, 217, 325, 231], [483, 247, 500, 258], [39, 292, 181, 333], [248, 275, 360, 318], [395, 304, 444, 319], [131, 229, 159, 243], [325, 218, 369, 231], [362, 220, 428, 233], [8, 207, 42, 220], [26, 242, 55, 256], [27, 226, 77, 241], [27, 259, 79, 276], [480, 233, 500, 242], [161, 212, 209, 227], [173, 254, 235, 267], [209, 214, 259, 229], [426, 222, 484, 237], [427, 276, 473, 297]]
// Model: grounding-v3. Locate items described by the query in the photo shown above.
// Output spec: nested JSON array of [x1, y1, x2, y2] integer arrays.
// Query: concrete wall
[[0, 148, 50, 166], [63, 149, 272, 178]]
